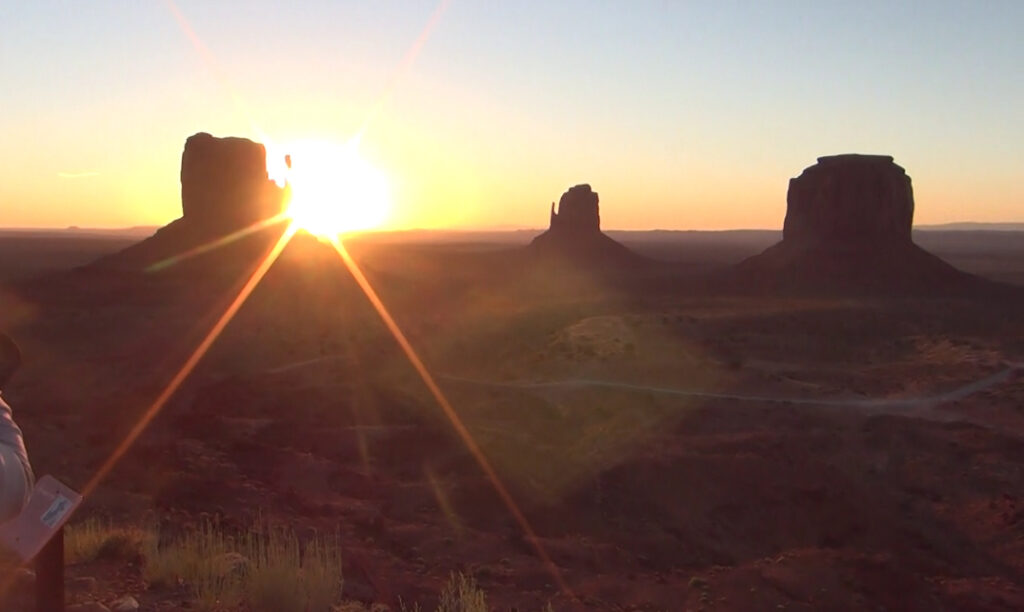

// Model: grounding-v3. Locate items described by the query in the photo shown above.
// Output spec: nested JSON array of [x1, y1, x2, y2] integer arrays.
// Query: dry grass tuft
[[141, 518, 342, 611], [143, 519, 243, 610], [65, 518, 150, 564], [436, 572, 488, 612], [66, 520, 554, 612], [242, 523, 343, 612]]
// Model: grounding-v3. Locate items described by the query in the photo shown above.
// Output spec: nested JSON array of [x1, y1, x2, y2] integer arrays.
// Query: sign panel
[[0, 476, 82, 562]]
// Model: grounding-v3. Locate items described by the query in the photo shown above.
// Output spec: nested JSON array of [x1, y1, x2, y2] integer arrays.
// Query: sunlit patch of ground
[[552, 315, 636, 359]]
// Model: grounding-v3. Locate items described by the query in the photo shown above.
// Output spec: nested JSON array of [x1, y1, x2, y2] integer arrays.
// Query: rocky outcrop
[[784, 154, 914, 247], [730, 155, 983, 295], [530, 184, 639, 265], [94, 133, 288, 269], [179, 133, 285, 232], [549, 184, 601, 236]]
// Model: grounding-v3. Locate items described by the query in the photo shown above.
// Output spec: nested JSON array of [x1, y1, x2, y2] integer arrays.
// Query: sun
[[275, 139, 391, 238]]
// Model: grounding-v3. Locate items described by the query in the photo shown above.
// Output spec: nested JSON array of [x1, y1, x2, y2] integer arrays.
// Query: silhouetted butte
[[528, 184, 640, 266], [179, 132, 284, 232], [98, 133, 287, 269], [730, 154, 987, 294]]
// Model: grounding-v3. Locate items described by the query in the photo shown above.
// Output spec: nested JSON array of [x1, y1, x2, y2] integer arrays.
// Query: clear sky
[[1, 1, 1021, 230]]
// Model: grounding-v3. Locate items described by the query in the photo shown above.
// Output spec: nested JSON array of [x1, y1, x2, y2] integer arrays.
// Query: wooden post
[[34, 526, 63, 612]]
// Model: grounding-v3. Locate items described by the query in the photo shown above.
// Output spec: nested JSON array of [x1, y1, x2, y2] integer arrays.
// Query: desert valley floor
[[2, 227, 1024, 611]]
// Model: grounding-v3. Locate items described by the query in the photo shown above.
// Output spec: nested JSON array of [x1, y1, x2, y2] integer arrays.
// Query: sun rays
[[77, 140, 579, 602], [79, 217, 575, 600], [145, 214, 290, 272], [325, 236, 574, 596], [280, 139, 392, 238], [70, 0, 577, 604], [81, 223, 298, 499]]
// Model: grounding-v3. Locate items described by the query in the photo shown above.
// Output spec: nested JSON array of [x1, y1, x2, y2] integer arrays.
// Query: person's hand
[[0, 334, 20, 390]]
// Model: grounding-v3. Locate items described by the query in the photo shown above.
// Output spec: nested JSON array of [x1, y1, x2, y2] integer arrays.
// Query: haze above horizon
[[1, 1, 1022, 230]]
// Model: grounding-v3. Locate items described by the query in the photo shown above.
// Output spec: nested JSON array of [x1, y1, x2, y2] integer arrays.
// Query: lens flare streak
[[327, 236, 575, 600], [64, 1, 579, 604], [163, 0, 266, 140], [146, 214, 289, 272], [356, 0, 453, 140], [81, 225, 297, 499]]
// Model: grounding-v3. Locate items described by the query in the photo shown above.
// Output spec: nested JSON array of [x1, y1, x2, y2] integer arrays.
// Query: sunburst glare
[[275, 139, 391, 238]]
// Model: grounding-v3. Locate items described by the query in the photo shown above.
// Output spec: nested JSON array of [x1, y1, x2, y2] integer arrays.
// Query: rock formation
[[548, 184, 601, 236], [96, 133, 288, 269], [179, 132, 285, 232], [783, 154, 914, 247], [732, 154, 981, 294], [529, 184, 639, 265]]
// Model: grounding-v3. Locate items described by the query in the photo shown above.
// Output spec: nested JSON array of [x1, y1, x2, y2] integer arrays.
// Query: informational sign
[[0, 476, 82, 561]]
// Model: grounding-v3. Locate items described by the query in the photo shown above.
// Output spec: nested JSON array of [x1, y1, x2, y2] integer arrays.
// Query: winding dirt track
[[439, 362, 1024, 415], [263, 351, 1022, 423]]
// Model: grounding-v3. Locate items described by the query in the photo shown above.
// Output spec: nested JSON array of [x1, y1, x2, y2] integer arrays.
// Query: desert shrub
[[143, 519, 242, 610], [65, 518, 150, 564], [436, 572, 488, 612], [400, 573, 555, 612], [71, 518, 551, 612], [241, 523, 343, 612], [143, 518, 342, 612], [242, 525, 304, 612], [299, 536, 345, 611]]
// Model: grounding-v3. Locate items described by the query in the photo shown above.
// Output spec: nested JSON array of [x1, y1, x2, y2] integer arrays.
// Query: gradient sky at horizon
[[1, 1, 1021, 230]]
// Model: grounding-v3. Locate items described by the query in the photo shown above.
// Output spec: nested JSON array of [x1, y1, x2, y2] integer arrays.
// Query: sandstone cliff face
[[549, 184, 601, 235], [180, 132, 284, 231], [783, 154, 914, 248], [730, 154, 979, 294], [530, 184, 639, 265], [95, 133, 288, 269]]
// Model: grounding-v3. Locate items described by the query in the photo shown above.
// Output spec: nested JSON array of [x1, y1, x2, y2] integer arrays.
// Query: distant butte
[[96, 133, 288, 269], [784, 154, 914, 246], [179, 132, 285, 233], [548, 183, 601, 235], [529, 184, 639, 265], [731, 154, 986, 294]]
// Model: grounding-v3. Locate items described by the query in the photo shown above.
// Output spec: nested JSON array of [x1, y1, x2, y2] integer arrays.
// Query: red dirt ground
[[3, 232, 1024, 610]]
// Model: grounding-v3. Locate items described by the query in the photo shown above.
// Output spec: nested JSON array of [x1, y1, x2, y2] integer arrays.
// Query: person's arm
[[0, 394, 33, 522]]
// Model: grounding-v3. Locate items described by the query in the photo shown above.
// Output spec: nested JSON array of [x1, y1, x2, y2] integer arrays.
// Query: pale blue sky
[[1, 1, 1021, 229]]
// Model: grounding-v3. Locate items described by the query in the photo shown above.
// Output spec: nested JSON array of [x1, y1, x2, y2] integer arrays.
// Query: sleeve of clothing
[[0, 394, 33, 523]]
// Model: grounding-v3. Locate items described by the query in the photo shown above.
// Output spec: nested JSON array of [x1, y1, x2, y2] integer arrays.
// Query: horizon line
[[4, 221, 1024, 235]]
